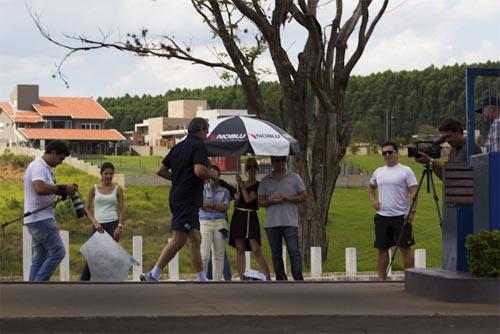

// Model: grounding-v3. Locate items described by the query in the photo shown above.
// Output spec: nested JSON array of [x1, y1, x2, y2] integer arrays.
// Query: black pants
[[80, 221, 119, 281]]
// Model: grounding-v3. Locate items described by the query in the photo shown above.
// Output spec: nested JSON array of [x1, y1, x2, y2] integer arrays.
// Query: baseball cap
[[475, 96, 499, 113]]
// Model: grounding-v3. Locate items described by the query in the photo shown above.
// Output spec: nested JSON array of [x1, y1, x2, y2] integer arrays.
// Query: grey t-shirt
[[448, 143, 482, 162], [258, 171, 306, 228]]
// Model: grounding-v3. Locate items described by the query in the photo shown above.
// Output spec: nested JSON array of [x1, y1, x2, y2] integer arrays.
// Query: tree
[[32, 0, 389, 263]]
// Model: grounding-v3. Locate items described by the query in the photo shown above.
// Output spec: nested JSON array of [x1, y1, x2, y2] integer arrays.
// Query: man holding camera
[[368, 142, 418, 281], [141, 118, 219, 282], [416, 118, 481, 179], [24, 140, 77, 281], [476, 96, 500, 153]]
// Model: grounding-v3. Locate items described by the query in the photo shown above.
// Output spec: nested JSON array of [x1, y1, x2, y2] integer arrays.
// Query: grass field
[[0, 152, 443, 279], [86, 156, 163, 175]]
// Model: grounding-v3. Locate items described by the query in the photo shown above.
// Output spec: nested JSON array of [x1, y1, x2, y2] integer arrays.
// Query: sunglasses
[[382, 150, 395, 156], [247, 165, 258, 169]]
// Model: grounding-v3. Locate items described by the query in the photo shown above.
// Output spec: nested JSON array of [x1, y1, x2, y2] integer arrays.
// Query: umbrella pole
[[237, 155, 241, 193]]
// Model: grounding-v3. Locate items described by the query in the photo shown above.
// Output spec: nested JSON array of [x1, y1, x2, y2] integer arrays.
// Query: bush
[[349, 143, 361, 155], [0, 150, 32, 168], [465, 230, 500, 277]]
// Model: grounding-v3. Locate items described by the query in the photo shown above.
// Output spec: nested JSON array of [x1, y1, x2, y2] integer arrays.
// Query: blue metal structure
[[443, 67, 500, 271], [465, 67, 500, 162]]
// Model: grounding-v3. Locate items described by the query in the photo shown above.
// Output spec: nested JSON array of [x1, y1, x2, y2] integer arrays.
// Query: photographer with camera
[[415, 118, 481, 179], [368, 142, 418, 281], [23, 140, 77, 281]]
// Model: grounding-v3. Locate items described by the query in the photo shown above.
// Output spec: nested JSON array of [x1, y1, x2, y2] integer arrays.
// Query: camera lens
[[71, 192, 86, 218]]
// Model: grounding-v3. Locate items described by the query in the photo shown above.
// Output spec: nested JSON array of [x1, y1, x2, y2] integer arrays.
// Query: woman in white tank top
[[80, 162, 124, 281]]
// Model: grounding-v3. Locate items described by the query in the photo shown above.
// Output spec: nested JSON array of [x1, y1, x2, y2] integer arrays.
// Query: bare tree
[[32, 0, 389, 263]]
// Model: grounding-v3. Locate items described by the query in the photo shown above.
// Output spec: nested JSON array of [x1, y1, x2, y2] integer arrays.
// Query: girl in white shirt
[[80, 162, 124, 281]]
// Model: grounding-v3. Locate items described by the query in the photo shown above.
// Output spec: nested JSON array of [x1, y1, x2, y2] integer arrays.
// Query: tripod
[[385, 163, 442, 278], [1, 197, 65, 237]]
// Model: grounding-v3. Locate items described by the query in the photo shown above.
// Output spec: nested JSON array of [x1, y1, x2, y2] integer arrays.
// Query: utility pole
[[385, 109, 389, 141]]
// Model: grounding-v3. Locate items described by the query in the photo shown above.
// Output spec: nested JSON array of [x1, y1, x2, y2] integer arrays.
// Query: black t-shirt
[[162, 134, 208, 207], [235, 181, 259, 211]]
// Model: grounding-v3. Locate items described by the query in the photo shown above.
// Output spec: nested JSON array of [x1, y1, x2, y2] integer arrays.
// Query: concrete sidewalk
[[1, 281, 499, 333]]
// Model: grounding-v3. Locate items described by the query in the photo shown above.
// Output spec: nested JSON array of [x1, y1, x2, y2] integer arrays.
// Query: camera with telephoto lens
[[407, 137, 445, 159], [70, 184, 86, 218]]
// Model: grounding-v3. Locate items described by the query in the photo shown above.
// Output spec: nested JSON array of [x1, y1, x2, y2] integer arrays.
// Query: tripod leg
[[379, 249, 390, 280], [428, 171, 443, 227]]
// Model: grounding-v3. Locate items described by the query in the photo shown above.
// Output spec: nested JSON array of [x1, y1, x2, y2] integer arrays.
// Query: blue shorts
[[170, 204, 200, 233]]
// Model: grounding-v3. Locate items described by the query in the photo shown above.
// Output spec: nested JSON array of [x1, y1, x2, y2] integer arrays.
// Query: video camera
[[407, 137, 445, 159]]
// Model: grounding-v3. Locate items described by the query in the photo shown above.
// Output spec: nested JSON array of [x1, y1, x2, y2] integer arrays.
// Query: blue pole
[[465, 68, 475, 163]]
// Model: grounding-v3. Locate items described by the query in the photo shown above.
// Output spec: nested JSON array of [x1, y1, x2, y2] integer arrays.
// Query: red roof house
[[0, 84, 125, 155]]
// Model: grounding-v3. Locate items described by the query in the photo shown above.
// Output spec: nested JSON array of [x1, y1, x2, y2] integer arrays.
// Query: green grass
[[0, 153, 443, 279], [344, 153, 445, 176], [86, 155, 164, 175]]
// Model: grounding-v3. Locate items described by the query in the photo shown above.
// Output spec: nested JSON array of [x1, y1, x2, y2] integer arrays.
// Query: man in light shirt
[[24, 140, 77, 281], [368, 141, 418, 280]]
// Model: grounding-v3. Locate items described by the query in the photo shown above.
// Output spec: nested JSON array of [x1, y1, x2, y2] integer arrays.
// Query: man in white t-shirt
[[367, 141, 418, 280], [24, 141, 77, 281]]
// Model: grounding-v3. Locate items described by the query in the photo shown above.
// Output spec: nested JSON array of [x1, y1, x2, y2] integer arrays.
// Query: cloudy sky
[[1, 0, 499, 101]]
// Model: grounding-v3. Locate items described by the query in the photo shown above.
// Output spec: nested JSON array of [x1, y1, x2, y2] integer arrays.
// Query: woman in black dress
[[229, 158, 271, 280]]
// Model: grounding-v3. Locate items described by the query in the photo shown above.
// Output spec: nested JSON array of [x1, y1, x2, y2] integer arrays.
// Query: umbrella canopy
[[205, 116, 299, 156]]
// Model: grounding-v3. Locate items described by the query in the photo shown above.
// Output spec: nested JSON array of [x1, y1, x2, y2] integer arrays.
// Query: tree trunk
[[296, 109, 350, 264]]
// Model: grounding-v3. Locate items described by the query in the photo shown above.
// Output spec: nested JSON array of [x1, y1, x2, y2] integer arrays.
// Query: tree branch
[[344, 0, 389, 74]]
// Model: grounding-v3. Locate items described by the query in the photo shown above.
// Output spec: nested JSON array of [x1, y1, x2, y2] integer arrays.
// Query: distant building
[[129, 99, 249, 171], [168, 100, 207, 118], [197, 108, 249, 123], [131, 99, 250, 149], [0, 84, 125, 155]]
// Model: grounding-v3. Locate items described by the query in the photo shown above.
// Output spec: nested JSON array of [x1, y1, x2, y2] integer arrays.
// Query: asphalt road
[[1, 281, 499, 333]]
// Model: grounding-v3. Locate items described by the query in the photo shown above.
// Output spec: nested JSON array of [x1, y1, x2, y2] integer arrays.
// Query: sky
[[1, 0, 499, 101]]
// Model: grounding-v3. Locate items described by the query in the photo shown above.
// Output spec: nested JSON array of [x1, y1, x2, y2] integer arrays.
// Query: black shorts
[[373, 214, 415, 249], [170, 204, 200, 233]]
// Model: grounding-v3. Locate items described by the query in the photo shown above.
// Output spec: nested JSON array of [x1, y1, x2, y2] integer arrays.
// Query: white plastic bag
[[243, 269, 267, 281], [80, 231, 139, 282]]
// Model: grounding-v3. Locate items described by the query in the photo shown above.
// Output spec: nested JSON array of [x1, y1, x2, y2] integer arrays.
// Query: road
[[1, 281, 499, 333]]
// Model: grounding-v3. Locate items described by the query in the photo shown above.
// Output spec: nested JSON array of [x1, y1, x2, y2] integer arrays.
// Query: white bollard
[[415, 249, 426, 269], [245, 251, 251, 271], [132, 236, 143, 281], [345, 247, 357, 276], [168, 238, 179, 281], [282, 244, 287, 275], [387, 248, 393, 278], [310, 246, 322, 278], [22, 226, 32, 281], [59, 230, 70, 281]]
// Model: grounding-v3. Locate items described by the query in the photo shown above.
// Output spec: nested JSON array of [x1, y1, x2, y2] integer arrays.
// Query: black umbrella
[[205, 116, 299, 156]]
